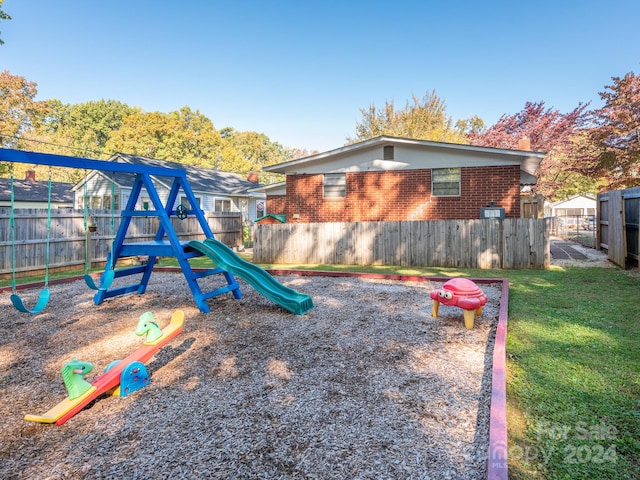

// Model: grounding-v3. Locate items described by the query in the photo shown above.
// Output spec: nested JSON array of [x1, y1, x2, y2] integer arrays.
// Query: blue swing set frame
[[2, 148, 242, 313]]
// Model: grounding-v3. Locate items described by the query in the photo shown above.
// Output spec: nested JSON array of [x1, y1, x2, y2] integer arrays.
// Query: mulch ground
[[1, 272, 501, 479]]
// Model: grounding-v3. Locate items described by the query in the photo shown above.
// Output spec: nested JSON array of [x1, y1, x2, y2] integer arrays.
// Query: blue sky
[[2, 0, 639, 152]]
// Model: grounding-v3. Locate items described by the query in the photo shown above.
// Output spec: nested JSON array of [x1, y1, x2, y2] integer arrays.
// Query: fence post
[[498, 219, 505, 269]]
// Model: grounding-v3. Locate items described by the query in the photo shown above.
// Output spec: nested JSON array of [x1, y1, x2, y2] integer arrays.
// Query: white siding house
[[545, 194, 597, 229], [73, 153, 266, 223], [545, 194, 596, 217]]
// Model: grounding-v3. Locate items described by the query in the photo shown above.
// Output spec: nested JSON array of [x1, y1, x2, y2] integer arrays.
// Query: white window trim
[[179, 195, 202, 208], [214, 197, 233, 212], [432, 167, 461, 197], [323, 173, 346, 198]]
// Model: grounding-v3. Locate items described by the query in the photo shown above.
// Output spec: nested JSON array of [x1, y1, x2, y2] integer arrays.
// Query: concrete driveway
[[550, 238, 612, 267]]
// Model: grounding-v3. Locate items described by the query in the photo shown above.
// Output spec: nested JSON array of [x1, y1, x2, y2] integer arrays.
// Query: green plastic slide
[[188, 238, 314, 315]]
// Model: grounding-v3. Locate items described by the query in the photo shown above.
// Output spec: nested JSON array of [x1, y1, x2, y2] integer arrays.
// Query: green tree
[[455, 115, 486, 135], [169, 106, 222, 167], [0, 72, 81, 181], [0, 0, 11, 46], [1, 68, 290, 182], [105, 110, 171, 158], [221, 129, 287, 170], [32, 99, 137, 158], [0, 71, 45, 147], [0, 71, 47, 175], [105, 107, 222, 166], [287, 147, 318, 160], [220, 128, 288, 183], [348, 90, 468, 144]]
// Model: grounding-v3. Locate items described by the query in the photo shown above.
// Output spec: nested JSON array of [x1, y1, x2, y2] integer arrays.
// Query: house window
[[432, 168, 461, 196], [215, 199, 232, 212], [562, 208, 582, 216], [323, 173, 346, 198], [555, 208, 583, 227], [179, 196, 201, 208], [256, 201, 265, 218], [383, 146, 394, 160], [103, 195, 120, 211]]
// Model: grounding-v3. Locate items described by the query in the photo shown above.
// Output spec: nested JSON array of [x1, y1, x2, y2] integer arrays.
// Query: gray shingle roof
[[0, 178, 74, 203], [113, 153, 261, 195]]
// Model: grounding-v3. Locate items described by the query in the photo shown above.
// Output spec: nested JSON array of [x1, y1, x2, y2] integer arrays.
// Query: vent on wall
[[383, 146, 394, 160]]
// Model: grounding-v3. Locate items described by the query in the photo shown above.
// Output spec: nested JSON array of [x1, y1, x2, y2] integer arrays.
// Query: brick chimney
[[25, 169, 37, 183], [518, 137, 531, 151], [247, 171, 260, 183]]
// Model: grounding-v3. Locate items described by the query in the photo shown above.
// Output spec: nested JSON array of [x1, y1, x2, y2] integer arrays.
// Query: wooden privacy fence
[[0, 208, 243, 279], [597, 187, 640, 268], [254, 218, 550, 269]]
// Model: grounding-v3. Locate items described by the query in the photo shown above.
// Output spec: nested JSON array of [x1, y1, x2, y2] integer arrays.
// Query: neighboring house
[[544, 194, 597, 217], [544, 194, 597, 228], [73, 153, 266, 223], [261, 136, 545, 222], [0, 169, 74, 208]]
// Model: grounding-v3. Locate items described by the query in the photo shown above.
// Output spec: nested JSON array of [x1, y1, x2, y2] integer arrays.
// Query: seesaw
[[24, 310, 184, 426]]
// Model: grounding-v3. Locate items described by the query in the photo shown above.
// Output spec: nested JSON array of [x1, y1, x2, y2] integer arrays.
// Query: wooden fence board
[[465, 220, 474, 268], [410, 221, 424, 267], [502, 219, 515, 269], [254, 219, 549, 269], [0, 208, 242, 278], [372, 222, 385, 265], [597, 188, 640, 268], [274, 223, 287, 264], [606, 190, 626, 267], [296, 223, 308, 265], [512, 219, 527, 269], [333, 222, 347, 265], [477, 220, 496, 269], [623, 191, 640, 262], [432, 221, 448, 267]]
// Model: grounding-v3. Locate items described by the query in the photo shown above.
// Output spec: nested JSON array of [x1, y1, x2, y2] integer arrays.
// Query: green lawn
[[3, 259, 639, 479], [504, 267, 640, 479]]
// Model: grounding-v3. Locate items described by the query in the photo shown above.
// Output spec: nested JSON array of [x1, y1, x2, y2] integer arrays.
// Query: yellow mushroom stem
[[463, 309, 475, 329]]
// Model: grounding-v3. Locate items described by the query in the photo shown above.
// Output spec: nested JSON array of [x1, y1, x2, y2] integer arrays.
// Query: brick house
[[260, 136, 545, 223]]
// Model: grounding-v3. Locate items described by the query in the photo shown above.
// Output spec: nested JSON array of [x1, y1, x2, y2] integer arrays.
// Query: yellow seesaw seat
[[24, 387, 98, 424], [24, 310, 184, 424]]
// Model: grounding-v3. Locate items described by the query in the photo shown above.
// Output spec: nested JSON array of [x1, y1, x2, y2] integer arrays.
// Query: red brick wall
[[266, 195, 286, 215], [256, 216, 283, 225], [273, 166, 521, 222]]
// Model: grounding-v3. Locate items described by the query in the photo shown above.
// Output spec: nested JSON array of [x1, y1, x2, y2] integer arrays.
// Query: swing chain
[[8, 164, 52, 313]]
